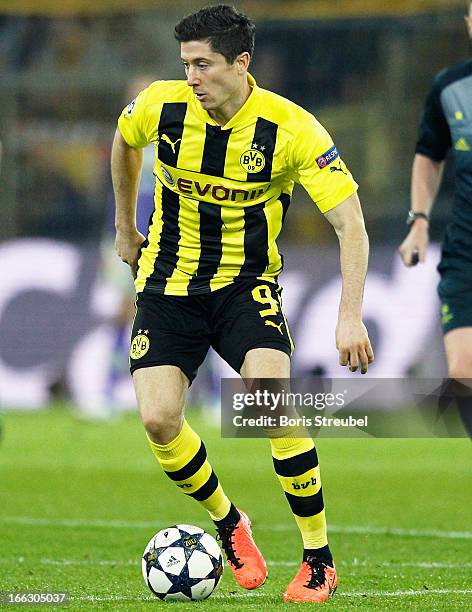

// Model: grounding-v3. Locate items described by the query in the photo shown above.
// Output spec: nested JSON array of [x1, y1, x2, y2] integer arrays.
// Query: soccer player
[[399, 1, 472, 437], [112, 5, 373, 603]]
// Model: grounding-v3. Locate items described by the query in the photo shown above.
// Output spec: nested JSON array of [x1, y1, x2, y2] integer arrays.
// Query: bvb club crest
[[130, 330, 150, 360], [239, 145, 266, 173]]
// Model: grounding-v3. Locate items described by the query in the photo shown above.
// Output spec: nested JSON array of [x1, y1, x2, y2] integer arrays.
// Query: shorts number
[[251, 285, 279, 317]]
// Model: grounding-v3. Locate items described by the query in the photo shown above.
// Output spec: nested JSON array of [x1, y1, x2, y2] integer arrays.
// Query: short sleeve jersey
[[118, 74, 358, 295], [416, 59, 472, 245]]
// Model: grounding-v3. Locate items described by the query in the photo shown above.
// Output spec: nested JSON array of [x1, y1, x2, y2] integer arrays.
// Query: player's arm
[[111, 129, 146, 278], [398, 153, 444, 266], [324, 192, 374, 374], [289, 113, 373, 372]]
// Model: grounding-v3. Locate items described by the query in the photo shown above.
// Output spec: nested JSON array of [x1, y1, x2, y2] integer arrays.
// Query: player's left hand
[[335, 319, 374, 374]]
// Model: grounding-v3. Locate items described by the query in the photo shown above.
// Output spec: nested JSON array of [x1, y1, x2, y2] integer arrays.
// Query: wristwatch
[[406, 211, 429, 226]]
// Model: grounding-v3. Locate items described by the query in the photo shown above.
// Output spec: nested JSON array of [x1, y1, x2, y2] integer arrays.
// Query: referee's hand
[[399, 222, 429, 266], [115, 228, 146, 279]]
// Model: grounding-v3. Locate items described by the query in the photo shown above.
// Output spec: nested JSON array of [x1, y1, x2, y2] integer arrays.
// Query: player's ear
[[236, 52, 250, 74]]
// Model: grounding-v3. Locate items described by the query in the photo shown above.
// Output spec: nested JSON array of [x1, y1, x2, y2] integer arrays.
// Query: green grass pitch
[[0, 406, 471, 610]]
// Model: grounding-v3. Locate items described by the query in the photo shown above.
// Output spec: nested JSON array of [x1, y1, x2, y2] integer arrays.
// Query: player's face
[[181, 40, 246, 113]]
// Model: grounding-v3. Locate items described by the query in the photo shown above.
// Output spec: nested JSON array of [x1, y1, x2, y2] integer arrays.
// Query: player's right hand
[[398, 222, 429, 267], [115, 228, 146, 278], [336, 319, 374, 375]]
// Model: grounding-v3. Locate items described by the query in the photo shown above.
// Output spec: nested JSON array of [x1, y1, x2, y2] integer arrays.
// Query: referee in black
[[399, 0, 472, 436]]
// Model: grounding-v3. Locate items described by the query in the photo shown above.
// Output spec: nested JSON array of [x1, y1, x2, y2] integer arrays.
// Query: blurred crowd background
[[0, 0, 470, 413], [1, 0, 468, 244]]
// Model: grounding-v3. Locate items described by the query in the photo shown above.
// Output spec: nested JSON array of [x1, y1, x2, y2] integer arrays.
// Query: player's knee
[[141, 406, 182, 443]]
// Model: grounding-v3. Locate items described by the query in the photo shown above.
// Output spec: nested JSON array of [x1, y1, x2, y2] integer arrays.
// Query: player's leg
[[133, 364, 188, 445], [444, 327, 472, 437], [133, 365, 236, 521], [212, 280, 335, 601], [130, 293, 239, 532], [205, 281, 296, 590], [241, 349, 336, 603]]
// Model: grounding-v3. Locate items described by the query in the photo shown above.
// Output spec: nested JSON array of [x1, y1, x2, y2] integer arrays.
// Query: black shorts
[[437, 271, 472, 335], [130, 279, 293, 382]]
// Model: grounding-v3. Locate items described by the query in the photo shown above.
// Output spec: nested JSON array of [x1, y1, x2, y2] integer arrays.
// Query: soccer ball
[[142, 524, 224, 601]]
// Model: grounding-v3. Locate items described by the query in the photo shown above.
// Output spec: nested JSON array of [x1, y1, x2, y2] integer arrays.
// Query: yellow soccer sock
[[270, 435, 328, 549], [147, 420, 231, 521]]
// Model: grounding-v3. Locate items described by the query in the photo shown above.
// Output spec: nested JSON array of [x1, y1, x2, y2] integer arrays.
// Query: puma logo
[[265, 320, 284, 335], [330, 162, 347, 175], [160, 133, 182, 154]]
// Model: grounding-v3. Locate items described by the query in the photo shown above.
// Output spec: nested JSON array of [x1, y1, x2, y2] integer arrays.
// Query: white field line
[[69, 593, 265, 602], [339, 589, 472, 598], [34, 559, 472, 570], [323, 524, 472, 540], [2, 516, 472, 540], [266, 560, 472, 569], [0, 557, 470, 570], [67, 588, 472, 602]]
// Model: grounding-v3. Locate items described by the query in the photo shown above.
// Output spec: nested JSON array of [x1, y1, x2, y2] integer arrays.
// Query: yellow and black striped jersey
[[118, 74, 358, 296]]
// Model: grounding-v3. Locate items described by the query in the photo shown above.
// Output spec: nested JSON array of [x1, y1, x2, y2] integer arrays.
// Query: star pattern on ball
[[165, 563, 203, 598], [143, 525, 223, 601], [178, 528, 204, 561]]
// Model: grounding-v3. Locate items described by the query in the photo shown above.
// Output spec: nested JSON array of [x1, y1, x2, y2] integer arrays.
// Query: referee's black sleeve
[[415, 75, 451, 162]]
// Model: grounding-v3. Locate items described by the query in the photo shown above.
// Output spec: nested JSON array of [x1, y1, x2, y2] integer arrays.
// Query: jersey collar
[[190, 73, 260, 130]]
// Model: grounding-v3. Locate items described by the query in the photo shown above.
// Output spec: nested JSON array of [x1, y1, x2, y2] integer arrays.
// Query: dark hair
[[174, 4, 255, 64]]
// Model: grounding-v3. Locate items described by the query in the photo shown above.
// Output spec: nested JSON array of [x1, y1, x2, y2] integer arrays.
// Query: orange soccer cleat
[[216, 510, 267, 590], [283, 557, 337, 603]]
